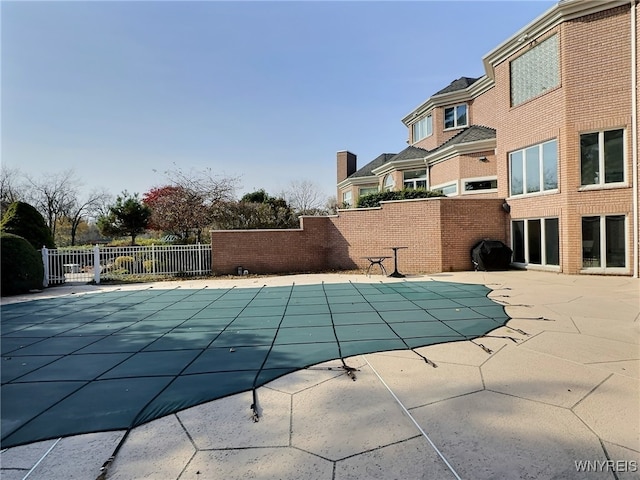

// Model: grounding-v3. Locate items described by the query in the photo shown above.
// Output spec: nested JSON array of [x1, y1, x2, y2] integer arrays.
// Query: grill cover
[[471, 240, 513, 271]]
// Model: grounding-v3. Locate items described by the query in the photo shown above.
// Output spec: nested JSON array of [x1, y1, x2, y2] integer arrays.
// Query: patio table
[[388, 246, 408, 278], [361, 256, 392, 276]]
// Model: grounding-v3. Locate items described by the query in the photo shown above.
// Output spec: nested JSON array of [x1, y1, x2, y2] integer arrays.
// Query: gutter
[[632, 0, 639, 277]]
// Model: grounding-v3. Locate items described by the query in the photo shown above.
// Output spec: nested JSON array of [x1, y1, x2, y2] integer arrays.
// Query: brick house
[[337, 0, 639, 276]]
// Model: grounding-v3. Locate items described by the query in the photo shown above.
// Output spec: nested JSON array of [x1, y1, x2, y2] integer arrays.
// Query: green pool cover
[[1, 281, 509, 448]]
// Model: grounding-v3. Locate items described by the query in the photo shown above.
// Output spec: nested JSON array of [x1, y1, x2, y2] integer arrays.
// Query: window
[[383, 174, 395, 191], [359, 186, 378, 197], [582, 215, 626, 270], [433, 182, 457, 197], [511, 34, 559, 106], [463, 177, 497, 194], [512, 218, 560, 267], [509, 139, 558, 196], [342, 191, 352, 207], [580, 129, 624, 186], [412, 115, 432, 142], [444, 104, 467, 129], [403, 170, 427, 190]]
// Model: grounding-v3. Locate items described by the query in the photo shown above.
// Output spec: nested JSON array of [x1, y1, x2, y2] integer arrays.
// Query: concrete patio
[[1, 270, 638, 480]]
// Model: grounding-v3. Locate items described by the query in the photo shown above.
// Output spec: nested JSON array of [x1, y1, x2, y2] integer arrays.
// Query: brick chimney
[[337, 151, 357, 184]]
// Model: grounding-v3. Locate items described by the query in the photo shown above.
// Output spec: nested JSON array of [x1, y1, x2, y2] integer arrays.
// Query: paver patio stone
[[364, 352, 483, 408], [264, 364, 346, 394], [573, 374, 640, 451], [0, 438, 58, 470], [177, 388, 291, 449], [586, 359, 640, 379], [482, 345, 611, 407], [410, 390, 614, 480], [106, 414, 195, 480], [291, 364, 418, 460], [571, 315, 640, 345], [181, 447, 334, 479], [334, 436, 458, 480], [16, 431, 124, 480], [546, 296, 640, 322], [521, 331, 639, 364], [415, 337, 510, 366]]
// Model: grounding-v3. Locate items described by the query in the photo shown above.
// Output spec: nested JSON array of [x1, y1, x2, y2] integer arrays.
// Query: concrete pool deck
[[1, 270, 638, 480]]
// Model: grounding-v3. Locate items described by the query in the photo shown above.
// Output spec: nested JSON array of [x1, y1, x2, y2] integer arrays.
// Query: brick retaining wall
[[210, 198, 507, 275]]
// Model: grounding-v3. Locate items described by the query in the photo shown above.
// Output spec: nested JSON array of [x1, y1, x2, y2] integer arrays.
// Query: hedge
[[356, 188, 445, 208], [1, 233, 44, 296]]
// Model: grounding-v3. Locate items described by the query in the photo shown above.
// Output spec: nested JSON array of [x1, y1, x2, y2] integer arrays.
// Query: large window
[[359, 186, 378, 197], [383, 174, 395, 191], [403, 170, 427, 190], [509, 139, 558, 196], [432, 182, 457, 197], [412, 115, 432, 142], [444, 104, 467, 129], [342, 191, 352, 208], [512, 218, 560, 267], [510, 34, 559, 106], [580, 129, 624, 186], [582, 215, 626, 270], [463, 177, 497, 194]]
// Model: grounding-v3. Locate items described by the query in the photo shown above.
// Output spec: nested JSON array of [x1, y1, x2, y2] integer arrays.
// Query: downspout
[[632, 0, 638, 278], [424, 157, 431, 189]]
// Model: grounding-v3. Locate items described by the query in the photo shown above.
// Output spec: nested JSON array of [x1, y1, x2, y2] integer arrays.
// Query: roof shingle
[[434, 77, 480, 96], [348, 153, 396, 178], [430, 125, 496, 153]]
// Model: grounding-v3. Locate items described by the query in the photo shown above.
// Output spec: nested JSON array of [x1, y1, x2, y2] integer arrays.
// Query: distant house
[[337, 0, 639, 276]]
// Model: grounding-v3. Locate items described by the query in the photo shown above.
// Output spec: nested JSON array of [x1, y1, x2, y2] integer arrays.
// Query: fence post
[[94, 245, 101, 284], [152, 244, 156, 275], [198, 243, 202, 274], [41, 246, 49, 288]]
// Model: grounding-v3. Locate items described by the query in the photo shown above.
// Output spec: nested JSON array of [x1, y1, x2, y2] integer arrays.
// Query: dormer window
[[412, 115, 432, 142], [444, 104, 467, 130]]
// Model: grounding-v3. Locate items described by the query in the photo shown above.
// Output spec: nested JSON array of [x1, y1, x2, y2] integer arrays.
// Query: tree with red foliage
[[143, 166, 238, 243]]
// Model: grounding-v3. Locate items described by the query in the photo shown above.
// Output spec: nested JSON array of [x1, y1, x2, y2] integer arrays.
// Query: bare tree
[[284, 179, 329, 215], [26, 169, 81, 240], [65, 188, 113, 245], [0, 166, 26, 215]]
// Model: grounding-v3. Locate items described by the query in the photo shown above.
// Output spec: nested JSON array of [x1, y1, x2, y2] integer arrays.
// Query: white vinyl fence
[[40, 244, 212, 286]]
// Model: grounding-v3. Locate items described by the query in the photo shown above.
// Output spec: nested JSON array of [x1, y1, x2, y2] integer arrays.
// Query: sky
[[2, 0, 556, 202]]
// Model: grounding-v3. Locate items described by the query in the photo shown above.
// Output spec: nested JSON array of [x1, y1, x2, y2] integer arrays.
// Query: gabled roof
[[433, 77, 481, 96], [388, 145, 430, 162], [349, 153, 396, 178], [430, 125, 496, 154]]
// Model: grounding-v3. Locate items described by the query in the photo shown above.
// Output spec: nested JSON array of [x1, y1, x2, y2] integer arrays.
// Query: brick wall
[[210, 216, 329, 275], [489, 5, 635, 274], [211, 198, 507, 275]]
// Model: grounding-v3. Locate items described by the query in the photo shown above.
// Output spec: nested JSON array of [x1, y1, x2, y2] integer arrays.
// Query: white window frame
[[342, 190, 352, 207], [383, 174, 396, 192], [403, 170, 428, 190], [359, 186, 378, 197], [431, 181, 458, 197], [412, 115, 433, 142], [579, 128, 626, 189], [444, 104, 468, 130], [461, 176, 498, 195], [580, 214, 629, 274], [511, 217, 561, 271], [509, 139, 559, 198]]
